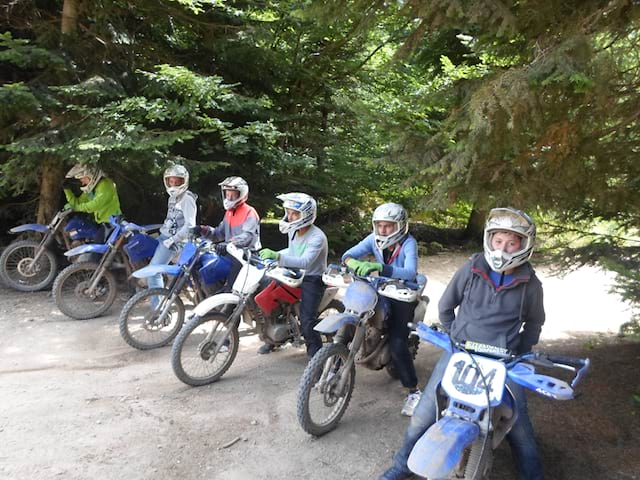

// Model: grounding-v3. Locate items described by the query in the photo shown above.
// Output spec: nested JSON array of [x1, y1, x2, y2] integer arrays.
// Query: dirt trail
[[0, 252, 638, 480]]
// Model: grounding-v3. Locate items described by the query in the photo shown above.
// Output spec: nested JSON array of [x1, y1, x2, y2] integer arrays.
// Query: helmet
[[372, 203, 409, 251], [277, 192, 317, 234], [219, 176, 249, 210], [483, 207, 536, 273], [66, 163, 104, 193], [163, 164, 189, 197]]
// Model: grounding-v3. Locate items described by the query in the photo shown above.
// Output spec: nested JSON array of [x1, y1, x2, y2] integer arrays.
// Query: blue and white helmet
[[372, 202, 409, 251], [163, 164, 189, 197], [277, 192, 317, 234], [483, 207, 536, 273]]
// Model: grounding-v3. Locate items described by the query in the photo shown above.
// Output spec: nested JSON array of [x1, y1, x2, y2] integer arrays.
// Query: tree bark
[[37, 157, 65, 224], [61, 0, 78, 34], [464, 207, 487, 244]]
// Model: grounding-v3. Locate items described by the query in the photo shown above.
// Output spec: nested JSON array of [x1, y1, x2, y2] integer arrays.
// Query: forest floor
[[0, 251, 638, 480]]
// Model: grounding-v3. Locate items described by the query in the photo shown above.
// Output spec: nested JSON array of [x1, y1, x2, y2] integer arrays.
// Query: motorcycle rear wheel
[[296, 342, 355, 436], [0, 240, 58, 292], [52, 262, 117, 319], [171, 310, 239, 386], [119, 288, 185, 350]]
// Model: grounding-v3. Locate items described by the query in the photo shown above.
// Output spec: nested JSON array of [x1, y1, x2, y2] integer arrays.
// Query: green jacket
[[64, 177, 122, 224]]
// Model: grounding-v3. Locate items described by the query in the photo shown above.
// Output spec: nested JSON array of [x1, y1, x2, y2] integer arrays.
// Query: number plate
[[441, 353, 507, 407]]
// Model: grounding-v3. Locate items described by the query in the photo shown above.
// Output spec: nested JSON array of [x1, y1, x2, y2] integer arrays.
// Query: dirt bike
[[52, 216, 160, 320], [118, 237, 232, 350], [406, 322, 590, 480], [296, 264, 429, 436], [171, 243, 344, 387], [0, 209, 100, 292]]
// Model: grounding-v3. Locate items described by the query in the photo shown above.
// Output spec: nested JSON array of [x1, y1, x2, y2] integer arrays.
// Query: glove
[[63, 202, 73, 211], [162, 238, 174, 250], [215, 242, 228, 255], [259, 248, 279, 261], [62, 178, 82, 196], [347, 258, 382, 276], [355, 261, 382, 276]]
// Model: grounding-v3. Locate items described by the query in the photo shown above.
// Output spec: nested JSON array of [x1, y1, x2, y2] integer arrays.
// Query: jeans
[[300, 275, 325, 358], [389, 351, 544, 480], [384, 298, 418, 389], [147, 234, 175, 290]]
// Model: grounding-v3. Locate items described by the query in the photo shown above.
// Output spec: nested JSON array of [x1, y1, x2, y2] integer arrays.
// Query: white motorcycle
[[170, 244, 343, 386]]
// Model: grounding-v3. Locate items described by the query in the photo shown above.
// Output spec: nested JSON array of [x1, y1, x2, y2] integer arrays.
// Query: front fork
[[199, 296, 246, 359], [331, 322, 365, 394], [86, 237, 123, 293]]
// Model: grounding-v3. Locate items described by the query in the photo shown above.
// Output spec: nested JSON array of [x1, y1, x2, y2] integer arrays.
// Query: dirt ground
[[1, 251, 639, 480]]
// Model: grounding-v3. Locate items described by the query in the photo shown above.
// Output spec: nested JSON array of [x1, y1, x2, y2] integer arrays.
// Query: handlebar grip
[[404, 281, 419, 290]]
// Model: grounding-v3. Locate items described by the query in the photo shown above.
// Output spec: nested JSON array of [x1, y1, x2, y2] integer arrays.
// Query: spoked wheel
[[296, 343, 355, 436], [0, 240, 58, 292], [52, 262, 117, 319], [171, 311, 239, 386], [119, 288, 185, 350]]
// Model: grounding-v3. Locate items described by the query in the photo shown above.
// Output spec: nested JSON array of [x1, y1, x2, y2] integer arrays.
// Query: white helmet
[[219, 176, 249, 210], [66, 163, 104, 193], [277, 192, 317, 234], [163, 164, 189, 197], [483, 207, 536, 273], [372, 203, 409, 251]]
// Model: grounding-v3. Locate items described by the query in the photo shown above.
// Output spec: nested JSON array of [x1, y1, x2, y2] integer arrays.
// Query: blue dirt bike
[[296, 264, 429, 436], [0, 209, 100, 291], [118, 238, 232, 350], [52, 216, 160, 320], [406, 322, 590, 480]]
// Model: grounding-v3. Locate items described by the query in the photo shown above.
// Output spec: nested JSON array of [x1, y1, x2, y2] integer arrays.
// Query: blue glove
[[259, 248, 279, 261]]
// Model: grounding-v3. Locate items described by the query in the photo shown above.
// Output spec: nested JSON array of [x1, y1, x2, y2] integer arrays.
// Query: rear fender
[[131, 264, 181, 279], [65, 243, 109, 257], [193, 293, 240, 317], [314, 312, 359, 334], [10, 224, 49, 234], [407, 416, 480, 479]]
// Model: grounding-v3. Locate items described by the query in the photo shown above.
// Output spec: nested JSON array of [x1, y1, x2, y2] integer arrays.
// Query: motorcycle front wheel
[[0, 240, 58, 292], [296, 342, 355, 436], [119, 288, 185, 350], [170, 310, 239, 386], [52, 262, 117, 319]]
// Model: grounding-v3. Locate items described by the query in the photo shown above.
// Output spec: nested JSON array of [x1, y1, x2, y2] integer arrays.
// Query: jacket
[[64, 178, 122, 224], [438, 253, 545, 354]]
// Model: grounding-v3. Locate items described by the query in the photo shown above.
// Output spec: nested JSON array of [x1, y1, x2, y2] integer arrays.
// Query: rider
[[379, 207, 546, 480], [147, 164, 198, 292], [198, 176, 261, 289], [258, 192, 328, 359], [342, 202, 422, 417], [63, 163, 122, 241]]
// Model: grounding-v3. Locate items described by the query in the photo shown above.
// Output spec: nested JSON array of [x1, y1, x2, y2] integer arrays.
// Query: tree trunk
[[464, 207, 487, 244], [61, 0, 78, 34], [36, 158, 65, 224]]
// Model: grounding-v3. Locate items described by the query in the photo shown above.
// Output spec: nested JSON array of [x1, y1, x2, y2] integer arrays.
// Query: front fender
[[193, 293, 240, 317], [132, 264, 182, 279], [407, 416, 480, 478], [65, 243, 109, 257], [10, 224, 49, 234], [314, 312, 359, 334]]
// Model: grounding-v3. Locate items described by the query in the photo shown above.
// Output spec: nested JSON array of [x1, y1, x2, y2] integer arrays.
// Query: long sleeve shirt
[[341, 233, 418, 281], [160, 191, 197, 244], [64, 178, 122, 224], [277, 225, 328, 276]]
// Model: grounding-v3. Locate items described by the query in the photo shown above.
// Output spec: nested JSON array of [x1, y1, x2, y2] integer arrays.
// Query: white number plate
[[441, 352, 507, 408]]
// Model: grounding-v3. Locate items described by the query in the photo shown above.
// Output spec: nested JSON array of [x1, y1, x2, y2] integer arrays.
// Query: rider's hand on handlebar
[[215, 242, 228, 255], [259, 248, 279, 261], [346, 258, 382, 276]]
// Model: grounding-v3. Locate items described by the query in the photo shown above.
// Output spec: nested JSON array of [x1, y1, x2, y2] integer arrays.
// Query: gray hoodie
[[438, 253, 545, 354]]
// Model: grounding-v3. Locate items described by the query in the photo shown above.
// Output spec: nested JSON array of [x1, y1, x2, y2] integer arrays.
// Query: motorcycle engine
[[355, 325, 390, 370], [261, 306, 296, 344]]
